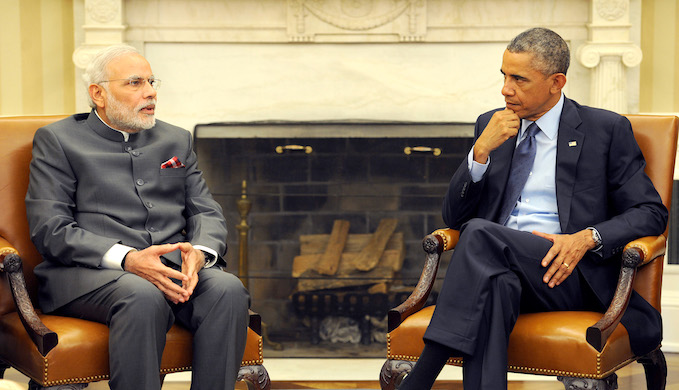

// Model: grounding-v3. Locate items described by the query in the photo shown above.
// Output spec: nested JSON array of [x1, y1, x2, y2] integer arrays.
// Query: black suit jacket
[[443, 97, 668, 356]]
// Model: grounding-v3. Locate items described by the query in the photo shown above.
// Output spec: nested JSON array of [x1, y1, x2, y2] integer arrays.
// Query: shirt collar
[[520, 92, 564, 141], [94, 109, 131, 142]]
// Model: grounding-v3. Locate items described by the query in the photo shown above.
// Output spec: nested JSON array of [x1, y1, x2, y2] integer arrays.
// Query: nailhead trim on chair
[[433, 231, 448, 251], [43, 358, 48, 384], [41, 357, 109, 387], [160, 366, 192, 374], [386, 333, 637, 380], [506, 365, 599, 379], [43, 376, 109, 387], [628, 243, 649, 260], [505, 355, 636, 379], [38, 337, 265, 385], [597, 354, 601, 373], [0, 248, 19, 257], [241, 338, 265, 366]]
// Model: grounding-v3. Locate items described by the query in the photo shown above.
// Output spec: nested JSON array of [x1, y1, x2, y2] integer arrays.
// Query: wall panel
[[0, 0, 74, 116]]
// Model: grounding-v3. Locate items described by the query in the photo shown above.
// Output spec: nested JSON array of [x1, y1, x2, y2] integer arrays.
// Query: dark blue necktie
[[498, 122, 540, 225]]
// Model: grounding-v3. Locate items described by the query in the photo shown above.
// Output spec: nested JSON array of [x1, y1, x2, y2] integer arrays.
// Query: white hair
[[83, 44, 140, 108]]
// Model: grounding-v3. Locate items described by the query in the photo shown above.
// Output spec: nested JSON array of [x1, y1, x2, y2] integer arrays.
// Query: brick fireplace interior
[[195, 120, 473, 356]]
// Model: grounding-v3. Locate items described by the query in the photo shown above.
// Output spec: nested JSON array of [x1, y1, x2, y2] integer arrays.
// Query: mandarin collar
[[86, 109, 140, 143]]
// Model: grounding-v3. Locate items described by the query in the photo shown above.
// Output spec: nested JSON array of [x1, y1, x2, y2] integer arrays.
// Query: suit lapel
[[555, 98, 584, 233]]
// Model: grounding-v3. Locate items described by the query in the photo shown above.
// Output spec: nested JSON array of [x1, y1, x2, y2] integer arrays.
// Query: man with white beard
[[25, 45, 250, 390]]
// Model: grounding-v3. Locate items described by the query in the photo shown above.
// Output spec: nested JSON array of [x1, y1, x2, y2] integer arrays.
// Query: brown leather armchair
[[380, 115, 679, 390], [0, 116, 270, 390]]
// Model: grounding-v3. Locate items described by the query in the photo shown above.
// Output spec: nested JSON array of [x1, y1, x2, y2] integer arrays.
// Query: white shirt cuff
[[102, 244, 137, 270], [467, 146, 490, 183], [193, 245, 218, 268]]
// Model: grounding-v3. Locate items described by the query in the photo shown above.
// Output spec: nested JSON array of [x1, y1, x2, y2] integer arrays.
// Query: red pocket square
[[160, 156, 186, 169]]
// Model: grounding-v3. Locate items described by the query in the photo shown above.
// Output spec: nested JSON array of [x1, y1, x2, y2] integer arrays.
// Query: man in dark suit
[[398, 27, 667, 389], [25, 45, 250, 390]]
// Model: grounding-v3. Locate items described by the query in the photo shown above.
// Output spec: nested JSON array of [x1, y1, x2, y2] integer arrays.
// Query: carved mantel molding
[[578, 42, 642, 69], [72, 0, 126, 70], [287, 0, 426, 42], [595, 0, 628, 21], [70, 0, 642, 119], [576, 0, 640, 113]]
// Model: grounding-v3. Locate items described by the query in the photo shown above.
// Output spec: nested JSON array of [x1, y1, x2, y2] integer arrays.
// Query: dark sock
[[398, 341, 454, 390]]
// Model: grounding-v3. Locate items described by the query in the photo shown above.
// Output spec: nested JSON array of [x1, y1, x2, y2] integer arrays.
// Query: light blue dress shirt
[[467, 94, 565, 235]]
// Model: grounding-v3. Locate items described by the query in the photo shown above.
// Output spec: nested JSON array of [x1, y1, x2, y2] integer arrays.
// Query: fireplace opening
[[194, 120, 473, 357]]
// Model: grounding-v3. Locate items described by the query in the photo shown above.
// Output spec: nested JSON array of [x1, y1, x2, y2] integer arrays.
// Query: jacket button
[[136, 179, 145, 186]]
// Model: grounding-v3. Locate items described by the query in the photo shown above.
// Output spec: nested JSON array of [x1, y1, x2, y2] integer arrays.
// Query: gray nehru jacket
[[26, 110, 227, 313]]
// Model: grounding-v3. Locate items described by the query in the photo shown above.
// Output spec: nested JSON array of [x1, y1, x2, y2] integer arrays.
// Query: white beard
[[105, 94, 156, 133]]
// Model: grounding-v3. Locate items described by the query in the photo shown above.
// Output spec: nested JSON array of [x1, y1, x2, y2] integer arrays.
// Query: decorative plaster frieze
[[595, 0, 627, 22], [303, 0, 409, 30], [86, 0, 122, 24], [287, 0, 426, 42]]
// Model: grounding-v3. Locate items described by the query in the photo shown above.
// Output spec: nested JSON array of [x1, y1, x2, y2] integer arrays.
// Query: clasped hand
[[532, 229, 596, 288], [123, 242, 206, 304]]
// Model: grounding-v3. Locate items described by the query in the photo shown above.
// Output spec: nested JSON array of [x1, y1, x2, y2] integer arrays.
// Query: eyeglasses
[[99, 76, 161, 90]]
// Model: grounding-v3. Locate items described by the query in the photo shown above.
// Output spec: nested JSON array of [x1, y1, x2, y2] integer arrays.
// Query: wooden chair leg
[[557, 374, 617, 390], [638, 349, 667, 390], [380, 359, 413, 390], [237, 364, 271, 390]]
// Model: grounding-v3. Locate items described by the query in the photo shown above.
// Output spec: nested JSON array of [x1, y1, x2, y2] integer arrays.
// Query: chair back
[[625, 115, 679, 311], [0, 116, 67, 316]]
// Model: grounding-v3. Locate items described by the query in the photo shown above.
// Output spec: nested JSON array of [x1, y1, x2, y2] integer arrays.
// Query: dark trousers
[[423, 218, 597, 389], [56, 268, 250, 390]]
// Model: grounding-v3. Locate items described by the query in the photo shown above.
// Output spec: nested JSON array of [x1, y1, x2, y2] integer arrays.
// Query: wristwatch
[[201, 250, 216, 267], [587, 227, 603, 251]]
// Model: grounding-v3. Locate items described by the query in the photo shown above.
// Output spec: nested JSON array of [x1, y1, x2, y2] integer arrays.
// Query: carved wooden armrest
[[0, 241, 58, 356], [586, 235, 666, 352], [387, 228, 460, 331], [430, 228, 460, 253], [621, 235, 667, 268], [248, 309, 262, 335]]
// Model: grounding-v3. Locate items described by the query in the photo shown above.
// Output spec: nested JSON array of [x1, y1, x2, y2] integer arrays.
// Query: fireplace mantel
[[72, 0, 642, 133], [195, 121, 474, 139]]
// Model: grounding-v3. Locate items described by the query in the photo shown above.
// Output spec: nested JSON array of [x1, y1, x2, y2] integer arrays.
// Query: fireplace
[[194, 120, 473, 352], [67, 0, 677, 360]]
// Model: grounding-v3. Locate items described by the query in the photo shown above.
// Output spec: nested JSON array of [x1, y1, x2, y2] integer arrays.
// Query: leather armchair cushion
[[0, 312, 263, 387], [387, 306, 635, 379]]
